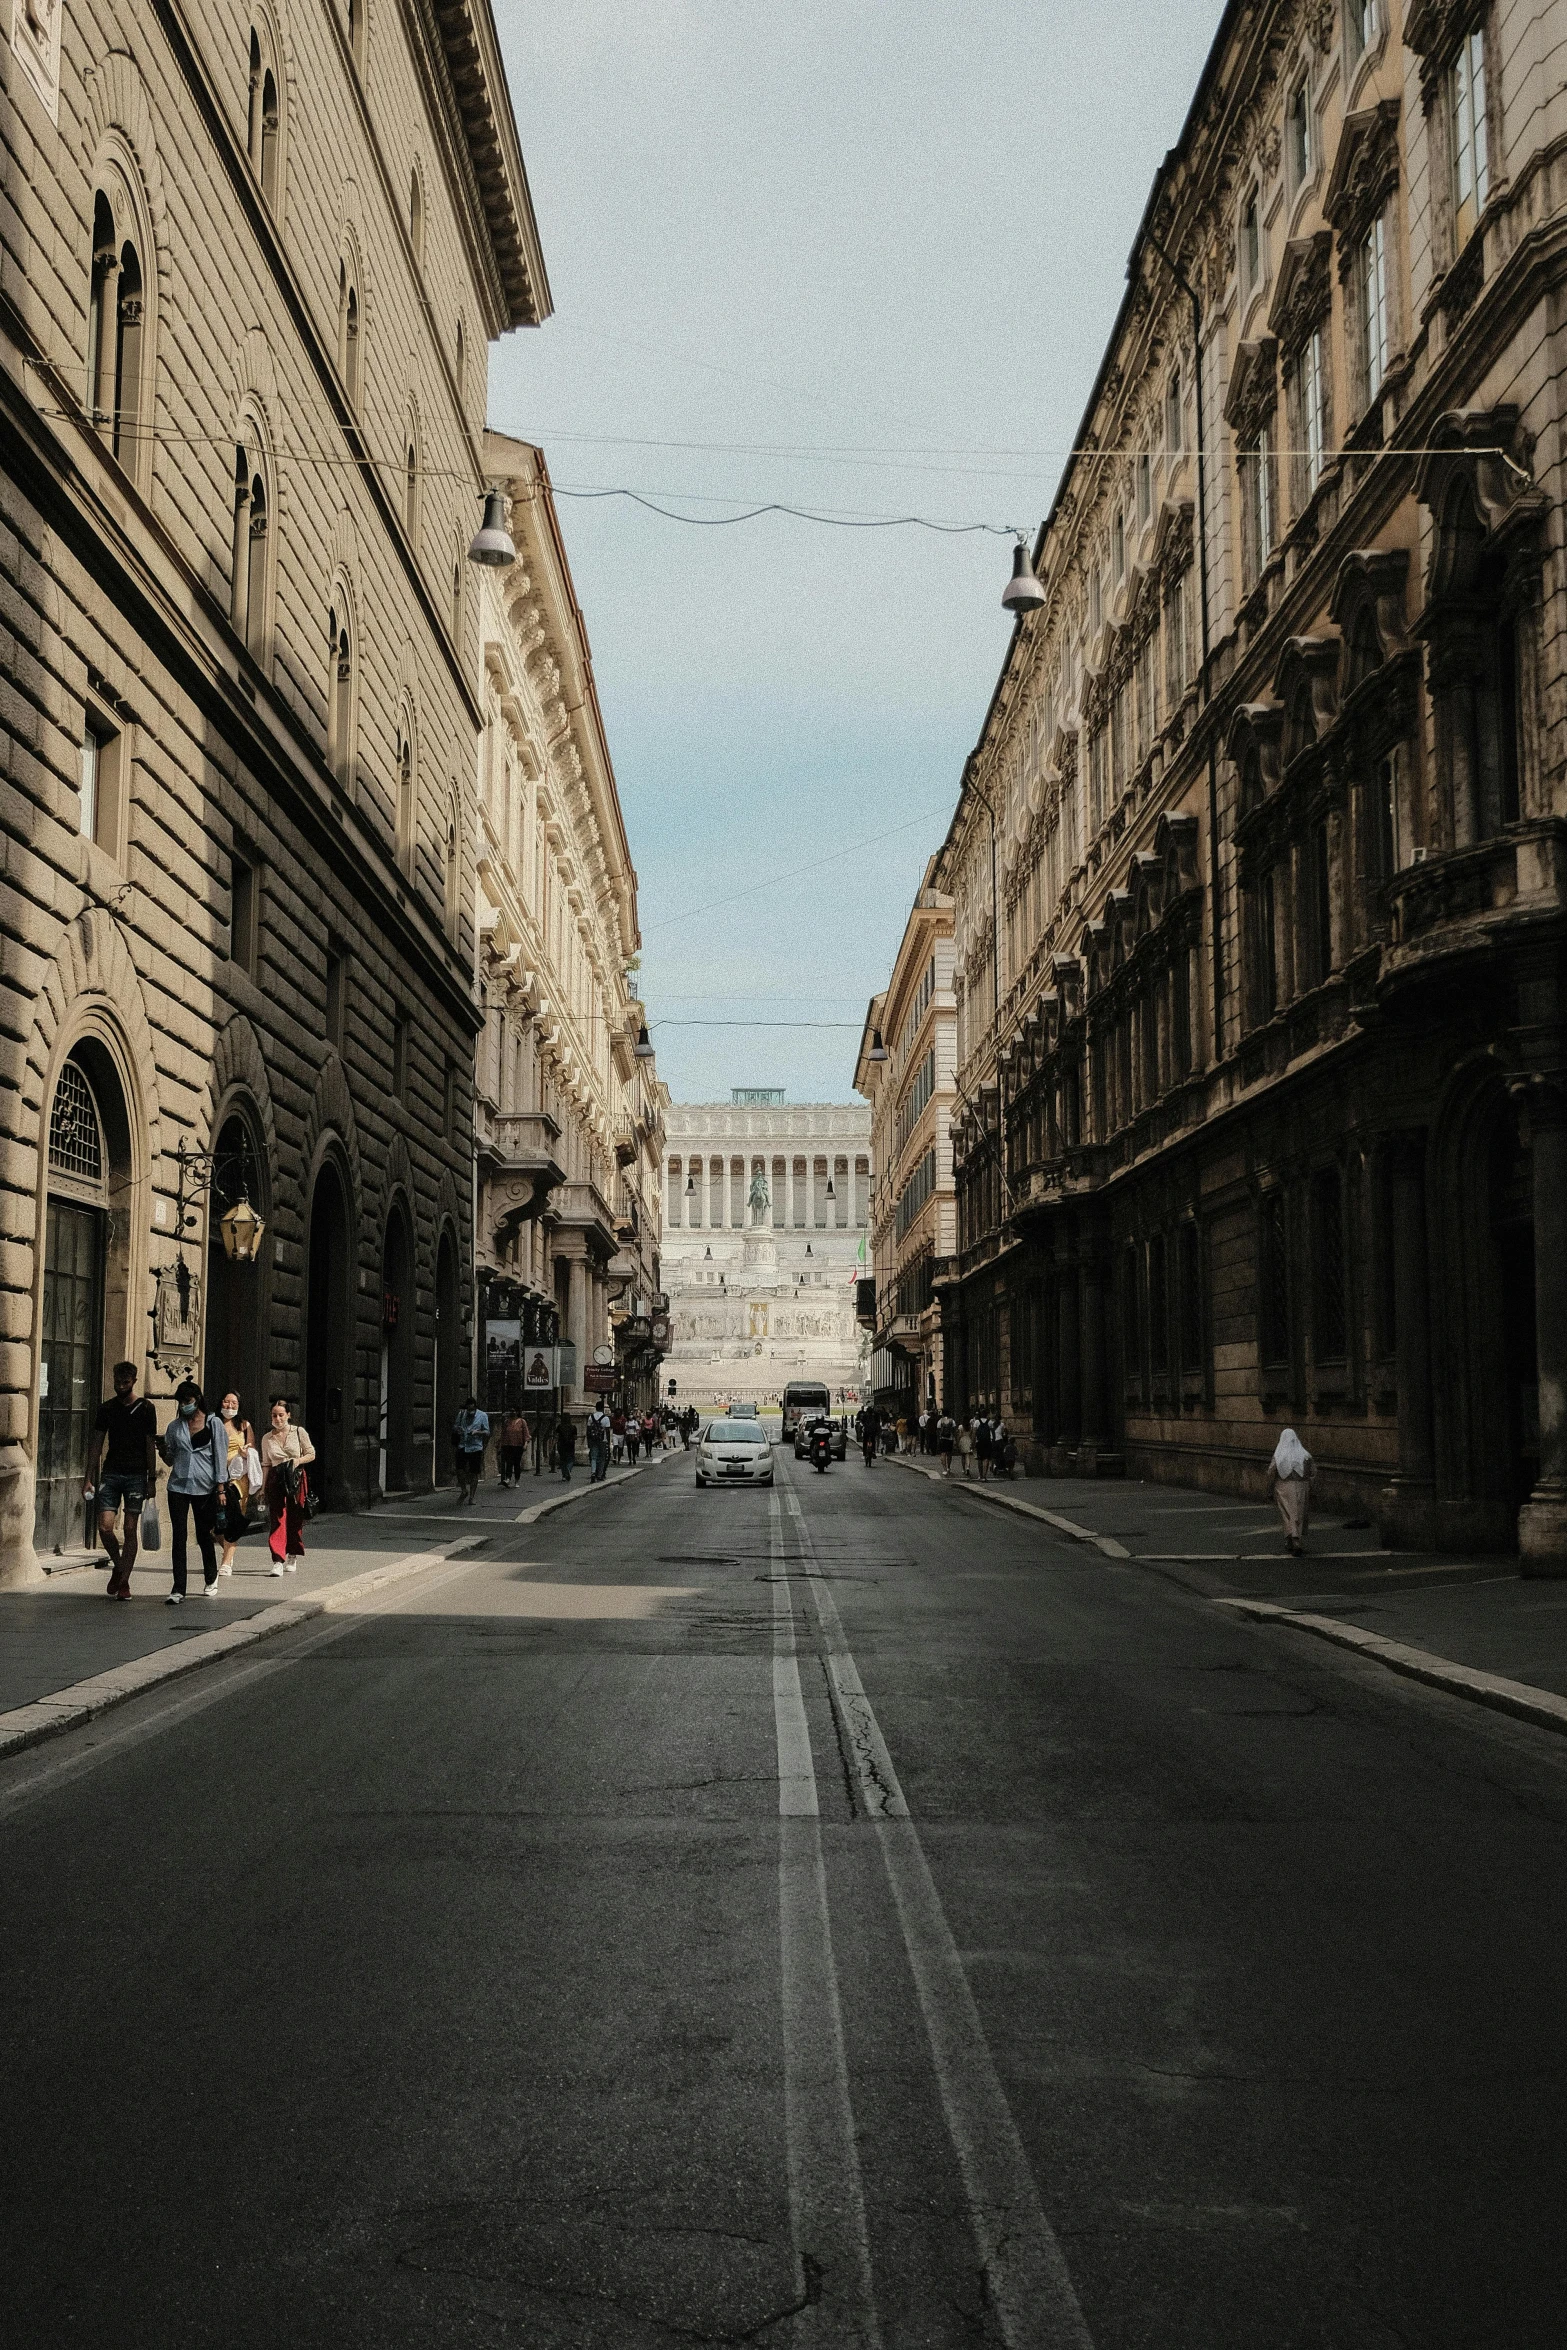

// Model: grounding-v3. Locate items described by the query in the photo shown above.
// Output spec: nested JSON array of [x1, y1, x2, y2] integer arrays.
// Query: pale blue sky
[[489, 1, 1221, 1102]]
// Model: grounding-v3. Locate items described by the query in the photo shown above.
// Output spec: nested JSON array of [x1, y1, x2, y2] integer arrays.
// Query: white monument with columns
[[663, 1094, 872, 1408]]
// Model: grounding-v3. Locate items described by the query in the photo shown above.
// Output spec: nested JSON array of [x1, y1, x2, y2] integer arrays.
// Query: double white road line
[[769, 1471, 1093, 2348]]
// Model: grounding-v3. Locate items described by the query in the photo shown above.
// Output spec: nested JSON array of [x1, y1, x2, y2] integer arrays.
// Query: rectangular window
[[1360, 211, 1390, 403], [79, 724, 100, 843], [1164, 567, 1189, 704], [1349, 0, 1379, 67], [444, 1059, 458, 1143], [79, 714, 125, 854], [1288, 80, 1311, 191], [1371, 753, 1397, 882], [1243, 192, 1261, 291], [1311, 818, 1333, 985], [230, 847, 259, 979], [1256, 870, 1279, 1022], [1148, 1232, 1169, 1375], [1312, 1166, 1348, 1363], [1166, 368, 1182, 456], [392, 1013, 409, 1103], [1302, 325, 1326, 496], [325, 941, 347, 1051], [1137, 453, 1152, 527], [1112, 509, 1125, 583], [1450, 28, 1489, 249], [1172, 946, 1192, 1077], [1260, 1189, 1290, 1371], [1089, 565, 1102, 635], [1179, 1220, 1204, 1372]]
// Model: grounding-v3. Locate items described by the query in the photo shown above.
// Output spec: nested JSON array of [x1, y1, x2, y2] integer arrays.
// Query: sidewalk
[[892, 1453, 1567, 1731], [1, 1445, 678, 1725]]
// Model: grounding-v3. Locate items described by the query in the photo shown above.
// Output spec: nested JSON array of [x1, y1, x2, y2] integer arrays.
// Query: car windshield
[[705, 1423, 767, 1445]]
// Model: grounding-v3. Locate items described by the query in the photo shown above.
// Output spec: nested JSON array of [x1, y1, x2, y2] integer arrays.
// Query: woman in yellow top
[[216, 1390, 256, 1577]]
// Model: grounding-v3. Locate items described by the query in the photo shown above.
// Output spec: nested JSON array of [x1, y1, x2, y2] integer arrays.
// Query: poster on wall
[[523, 1346, 558, 1392]]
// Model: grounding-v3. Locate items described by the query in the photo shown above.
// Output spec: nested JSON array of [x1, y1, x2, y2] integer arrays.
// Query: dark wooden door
[[36, 1198, 104, 1554]]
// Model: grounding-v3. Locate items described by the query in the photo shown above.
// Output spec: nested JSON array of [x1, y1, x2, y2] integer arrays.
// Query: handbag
[[139, 1493, 162, 1552], [222, 1481, 248, 1543]]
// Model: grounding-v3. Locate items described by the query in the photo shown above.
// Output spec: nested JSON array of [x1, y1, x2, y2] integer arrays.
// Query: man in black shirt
[[84, 1361, 159, 1598]]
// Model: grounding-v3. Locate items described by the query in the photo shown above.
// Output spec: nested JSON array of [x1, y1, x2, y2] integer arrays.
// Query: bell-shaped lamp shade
[[685, 1174, 696, 1195], [1001, 536, 1045, 617], [825, 1179, 836, 1199], [866, 1029, 889, 1063], [220, 1195, 266, 1263], [634, 1024, 656, 1059], [468, 489, 516, 569]]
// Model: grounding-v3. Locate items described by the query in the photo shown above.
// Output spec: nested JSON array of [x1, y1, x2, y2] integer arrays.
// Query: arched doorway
[[36, 1046, 134, 1554], [204, 1109, 269, 1424], [434, 1227, 460, 1485], [305, 1159, 353, 1506], [379, 1204, 415, 1492]]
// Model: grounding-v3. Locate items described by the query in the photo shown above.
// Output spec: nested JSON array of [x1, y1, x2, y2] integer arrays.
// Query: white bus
[[781, 1380, 831, 1442]]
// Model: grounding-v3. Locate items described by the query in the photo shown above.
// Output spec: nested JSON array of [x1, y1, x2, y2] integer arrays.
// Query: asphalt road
[[5, 1448, 1567, 2348]]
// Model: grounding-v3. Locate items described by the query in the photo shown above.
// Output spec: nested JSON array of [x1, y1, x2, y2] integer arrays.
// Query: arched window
[[454, 318, 465, 409], [338, 261, 362, 407], [230, 441, 269, 660], [404, 413, 419, 545], [444, 798, 460, 941], [409, 168, 423, 266], [260, 70, 279, 204], [395, 726, 414, 873], [451, 538, 464, 641], [347, 0, 365, 72], [88, 191, 149, 475], [328, 602, 354, 786], [247, 32, 263, 159]]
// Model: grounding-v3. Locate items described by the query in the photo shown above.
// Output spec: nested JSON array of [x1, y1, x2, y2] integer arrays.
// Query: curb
[[515, 1444, 672, 1526], [0, 1540, 483, 1764], [886, 1451, 1131, 1557], [1214, 1598, 1567, 1738]]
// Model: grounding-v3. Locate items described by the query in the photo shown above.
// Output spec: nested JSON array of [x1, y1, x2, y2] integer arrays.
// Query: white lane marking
[[0, 1546, 493, 1823], [786, 1465, 1094, 2350], [769, 1492, 881, 2346]]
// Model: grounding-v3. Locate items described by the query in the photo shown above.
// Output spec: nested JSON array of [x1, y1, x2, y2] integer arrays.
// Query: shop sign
[[650, 1316, 671, 1349], [584, 1365, 618, 1392]]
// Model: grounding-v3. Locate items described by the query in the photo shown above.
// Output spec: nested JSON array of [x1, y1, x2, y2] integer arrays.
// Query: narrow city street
[[4, 1450, 1566, 2349]]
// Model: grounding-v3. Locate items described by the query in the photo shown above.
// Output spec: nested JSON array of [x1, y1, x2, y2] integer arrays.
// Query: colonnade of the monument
[[665, 1154, 870, 1232]]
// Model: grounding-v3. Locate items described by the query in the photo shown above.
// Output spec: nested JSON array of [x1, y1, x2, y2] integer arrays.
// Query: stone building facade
[[663, 1097, 870, 1408], [0, 0, 546, 1578], [854, 864, 957, 1416], [473, 433, 667, 1429], [935, 0, 1567, 1563]]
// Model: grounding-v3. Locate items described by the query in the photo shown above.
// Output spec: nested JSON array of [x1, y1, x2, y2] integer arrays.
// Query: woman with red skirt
[[261, 1395, 316, 1574]]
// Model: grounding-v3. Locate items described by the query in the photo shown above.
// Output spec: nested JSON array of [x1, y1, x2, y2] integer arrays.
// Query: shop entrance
[[37, 1196, 104, 1555]]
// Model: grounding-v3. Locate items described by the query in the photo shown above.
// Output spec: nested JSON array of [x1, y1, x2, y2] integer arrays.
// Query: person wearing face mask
[[216, 1392, 258, 1576], [158, 1380, 225, 1602]]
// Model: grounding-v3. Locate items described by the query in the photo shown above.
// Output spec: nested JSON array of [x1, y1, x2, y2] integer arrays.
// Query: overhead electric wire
[[642, 801, 953, 936]]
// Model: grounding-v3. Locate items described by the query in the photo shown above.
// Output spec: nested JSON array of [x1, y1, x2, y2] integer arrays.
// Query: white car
[[695, 1420, 774, 1488]]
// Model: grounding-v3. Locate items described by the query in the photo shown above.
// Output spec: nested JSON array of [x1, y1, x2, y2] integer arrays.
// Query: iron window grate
[[49, 1061, 103, 1184]]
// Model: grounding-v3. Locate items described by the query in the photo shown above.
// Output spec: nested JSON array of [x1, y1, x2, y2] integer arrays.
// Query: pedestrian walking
[[586, 1403, 612, 1482], [84, 1359, 158, 1599], [957, 1418, 975, 1478], [1269, 1426, 1314, 1555], [610, 1408, 627, 1466], [975, 1416, 993, 1480], [498, 1407, 530, 1489], [859, 1404, 880, 1466], [452, 1396, 490, 1504], [261, 1397, 316, 1573], [216, 1391, 260, 1575], [936, 1410, 956, 1476], [532, 1410, 552, 1476], [555, 1415, 578, 1481], [158, 1380, 225, 1603], [625, 1416, 641, 1466], [641, 1410, 659, 1457]]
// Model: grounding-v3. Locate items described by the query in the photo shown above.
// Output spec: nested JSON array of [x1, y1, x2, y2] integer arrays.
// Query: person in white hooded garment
[[1269, 1426, 1314, 1553]]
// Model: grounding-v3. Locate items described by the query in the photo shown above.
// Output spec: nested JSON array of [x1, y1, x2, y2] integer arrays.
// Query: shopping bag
[[140, 1494, 162, 1552]]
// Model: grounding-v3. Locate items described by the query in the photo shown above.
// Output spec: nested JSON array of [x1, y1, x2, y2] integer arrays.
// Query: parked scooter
[[808, 1423, 833, 1474]]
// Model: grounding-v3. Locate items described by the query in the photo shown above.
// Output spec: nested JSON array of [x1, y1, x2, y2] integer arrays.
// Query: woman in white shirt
[[260, 1395, 316, 1575]]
